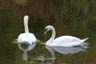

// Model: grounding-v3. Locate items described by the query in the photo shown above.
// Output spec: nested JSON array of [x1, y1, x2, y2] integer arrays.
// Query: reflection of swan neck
[[24, 15, 29, 33], [23, 50, 28, 61], [49, 27, 56, 42]]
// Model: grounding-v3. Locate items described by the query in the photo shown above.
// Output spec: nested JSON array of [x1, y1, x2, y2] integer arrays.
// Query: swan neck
[[49, 27, 56, 42], [24, 19, 29, 33]]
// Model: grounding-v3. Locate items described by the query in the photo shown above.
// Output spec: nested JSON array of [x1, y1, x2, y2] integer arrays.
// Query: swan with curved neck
[[17, 15, 37, 61], [44, 25, 88, 60], [44, 25, 56, 45]]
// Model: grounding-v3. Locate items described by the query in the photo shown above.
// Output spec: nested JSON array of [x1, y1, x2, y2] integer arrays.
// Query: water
[[0, 21, 91, 64], [0, 0, 96, 64]]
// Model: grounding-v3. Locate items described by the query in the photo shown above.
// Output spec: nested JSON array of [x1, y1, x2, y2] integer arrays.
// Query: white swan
[[44, 25, 88, 60], [17, 15, 37, 61]]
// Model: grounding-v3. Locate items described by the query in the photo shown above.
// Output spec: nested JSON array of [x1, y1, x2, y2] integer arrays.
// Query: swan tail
[[80, 37, 89, 49], [81, 37, 89, 43]]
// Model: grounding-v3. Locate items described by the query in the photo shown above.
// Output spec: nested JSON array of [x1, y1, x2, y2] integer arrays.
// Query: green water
[[0, 0, 96, 64]]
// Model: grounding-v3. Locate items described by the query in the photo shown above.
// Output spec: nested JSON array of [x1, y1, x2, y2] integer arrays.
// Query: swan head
[[44, 25, 54, 35], [24, 15, 29, 23]]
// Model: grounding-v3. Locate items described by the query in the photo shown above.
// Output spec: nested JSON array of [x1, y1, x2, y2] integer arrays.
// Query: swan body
[[18, 33, 36, 44], [44, 25, 88, 59], [46, 35, 88, 47], [17, 15, 37, 61]]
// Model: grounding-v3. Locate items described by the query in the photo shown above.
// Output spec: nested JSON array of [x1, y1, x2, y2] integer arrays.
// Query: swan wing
[[52, 36, 87, 47]]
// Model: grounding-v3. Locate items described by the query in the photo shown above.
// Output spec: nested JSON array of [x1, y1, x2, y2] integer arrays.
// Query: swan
[[17, 15, 37, 61], [44, 25, 88, 60]]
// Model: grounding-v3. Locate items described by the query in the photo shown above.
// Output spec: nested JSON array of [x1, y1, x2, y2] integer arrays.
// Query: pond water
[[0, 15, 95, 64], [0, 1, 96, 64]]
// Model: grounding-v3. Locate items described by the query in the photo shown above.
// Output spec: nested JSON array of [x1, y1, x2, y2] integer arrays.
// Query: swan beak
[[44, 30, 47, 35], [44, 31, 47, 35]]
